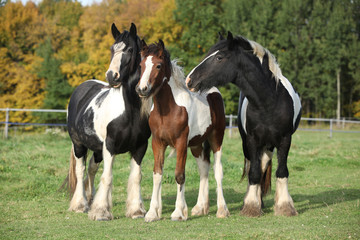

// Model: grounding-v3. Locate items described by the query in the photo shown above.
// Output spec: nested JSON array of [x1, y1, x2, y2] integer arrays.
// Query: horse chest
[[84, 88, 126, 142], [149, 103, 188, 144]]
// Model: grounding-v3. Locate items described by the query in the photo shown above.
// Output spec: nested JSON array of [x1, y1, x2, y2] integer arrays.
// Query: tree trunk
[[336, 68, 341, 125]]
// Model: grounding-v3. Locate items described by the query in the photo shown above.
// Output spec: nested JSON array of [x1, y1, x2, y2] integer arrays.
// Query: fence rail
[[1, 108, 360, 139]]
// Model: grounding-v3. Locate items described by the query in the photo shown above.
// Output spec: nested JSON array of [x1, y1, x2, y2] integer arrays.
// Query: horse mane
[[170, 60, 188, 90], [235, 36, 283, 84]]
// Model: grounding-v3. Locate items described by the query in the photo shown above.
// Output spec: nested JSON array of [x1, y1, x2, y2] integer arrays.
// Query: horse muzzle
[[185, 76, 197, 92], [106, 70, 122, 88], [136, 85, 151, 98]]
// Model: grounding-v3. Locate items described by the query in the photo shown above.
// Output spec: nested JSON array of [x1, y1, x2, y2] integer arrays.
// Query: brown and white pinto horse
[[136, 40, 229, 222]]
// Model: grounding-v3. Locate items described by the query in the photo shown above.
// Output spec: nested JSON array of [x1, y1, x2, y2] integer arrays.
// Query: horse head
[[136, 39, 171, 98], [105, 23, 141, 88], [185, 31, 242, 92]]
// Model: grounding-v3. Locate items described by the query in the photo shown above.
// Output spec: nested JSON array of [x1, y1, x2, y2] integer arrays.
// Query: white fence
[[226, 115, 360, 138], [0, 108, 67, 138], [1, 108, 360, 139]]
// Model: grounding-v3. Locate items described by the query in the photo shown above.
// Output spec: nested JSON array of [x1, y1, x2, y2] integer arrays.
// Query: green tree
[[173, 0, 223, 72], [35, 38, 72, 122]]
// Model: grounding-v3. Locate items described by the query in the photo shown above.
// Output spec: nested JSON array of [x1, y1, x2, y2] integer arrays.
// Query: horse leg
[[260, 149, 273, 208], [84, 152, 101, 205], [171, 140, 188, 221], [145, 138, 166, 222], [126, 142, 148, 219], [213, 147, 230, 218], [69, 145, 89, 213], [241, 138, 262, 217], [190, 145, 210, 216], [274, 136, 298, 216], [88, 142, 115, 221]]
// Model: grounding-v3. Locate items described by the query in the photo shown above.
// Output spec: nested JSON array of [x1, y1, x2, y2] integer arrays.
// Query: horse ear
[[159, 39, 165, 50], [218, 32, 224, 40], [227, 31, 234, 41], [130, 23, 137, 38], [140, 39, 148, 59], [227, 31, 235, 50], [141, 39, 148, 50], [111, 23, 121, 40]]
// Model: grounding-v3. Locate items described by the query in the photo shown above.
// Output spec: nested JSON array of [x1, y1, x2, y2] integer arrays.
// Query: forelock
[[143, 43, 171, 69]]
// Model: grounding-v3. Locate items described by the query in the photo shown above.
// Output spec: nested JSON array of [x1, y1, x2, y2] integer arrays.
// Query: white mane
[[170, 60, 188, 91], [248, 40, 283, 84]]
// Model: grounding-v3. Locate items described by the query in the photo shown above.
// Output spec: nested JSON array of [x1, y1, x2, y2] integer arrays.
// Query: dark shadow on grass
[[148, 187, 245, 217], [291, 188, 360, 214], [112, 187, 359, 220]]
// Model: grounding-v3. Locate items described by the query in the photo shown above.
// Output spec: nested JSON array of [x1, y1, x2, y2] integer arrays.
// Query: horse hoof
[[88, 208, 113, 221], [240, 202, 262, 217], [171, 208, 188, 221], [171, 216, 187, 221], [130, 209, 146, 219], [191, 204, 208, 216], [144, 210, 160, 222], [274, 202, 298, 216], [216, 206, 230, 218], [68, 203, 89, 213], [127, 208, 146, 219]]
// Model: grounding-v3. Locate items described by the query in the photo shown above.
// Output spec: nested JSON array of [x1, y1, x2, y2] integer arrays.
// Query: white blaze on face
[[138, 56, 154, 90], [105, 42, 126, 79], [186, 50, 219, 81]]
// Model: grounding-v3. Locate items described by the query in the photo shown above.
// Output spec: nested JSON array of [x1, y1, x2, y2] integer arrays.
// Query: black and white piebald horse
[[65, 23, 151, 221], [186, 32, 302, 217]]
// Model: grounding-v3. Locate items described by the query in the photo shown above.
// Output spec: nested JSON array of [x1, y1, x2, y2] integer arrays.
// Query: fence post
[[4, 108, 9, 139], [329, 119, 333, 138], [229, 114, 233, 138]]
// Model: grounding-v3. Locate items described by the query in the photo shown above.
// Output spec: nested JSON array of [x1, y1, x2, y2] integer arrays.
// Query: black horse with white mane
[[186, 32, 301, 217], [65, 23, 151, 221]]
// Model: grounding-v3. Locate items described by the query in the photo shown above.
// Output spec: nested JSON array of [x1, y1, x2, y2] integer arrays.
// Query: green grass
[[0, 130, 359, 239]]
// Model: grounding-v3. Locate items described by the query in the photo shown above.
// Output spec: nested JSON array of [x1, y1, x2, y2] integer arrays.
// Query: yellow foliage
[[62, 62, 106, 87], [353, 100, 360, 118], [0, 50, 45, 123], [139, 0, 183, 45]]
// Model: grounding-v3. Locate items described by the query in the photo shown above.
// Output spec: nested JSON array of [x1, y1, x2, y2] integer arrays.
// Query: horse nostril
[[185, 77, 191, 87], [114, 72, 119, 80]]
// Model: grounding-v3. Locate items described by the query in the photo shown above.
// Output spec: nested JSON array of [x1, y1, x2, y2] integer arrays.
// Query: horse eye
[[156, 64, 161, 69], [216, 56, 223, 61]]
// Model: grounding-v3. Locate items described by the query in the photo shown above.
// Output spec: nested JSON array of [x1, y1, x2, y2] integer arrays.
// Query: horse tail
[[261, 160, 272, 196], [59, 145, 77, 197], [241, 158, 250, 182]]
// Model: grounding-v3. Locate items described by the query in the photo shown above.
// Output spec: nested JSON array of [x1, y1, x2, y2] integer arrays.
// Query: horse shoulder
[[85, 88, 126, 142]]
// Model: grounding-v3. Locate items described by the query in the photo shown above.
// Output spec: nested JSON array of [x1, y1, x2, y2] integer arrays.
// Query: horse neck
[[123, 71, 142, 110], [152, 79, 177, 116], [234, 56, 276, 110]]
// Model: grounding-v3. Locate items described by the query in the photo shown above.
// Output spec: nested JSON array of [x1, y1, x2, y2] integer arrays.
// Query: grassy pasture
[[0, 130, 359, 239]]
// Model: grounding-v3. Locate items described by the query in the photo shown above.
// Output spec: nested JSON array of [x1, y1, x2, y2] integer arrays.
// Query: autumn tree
[[0, 2, 46, 123]]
